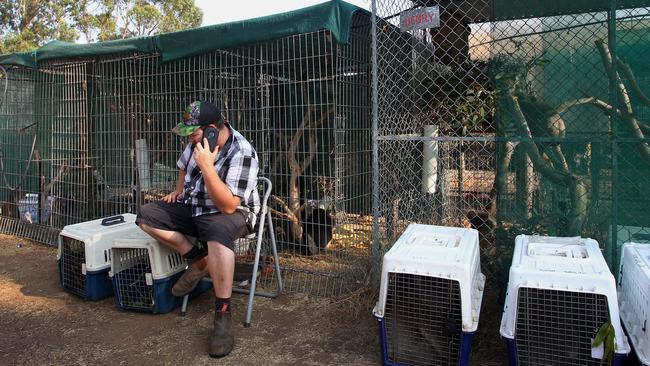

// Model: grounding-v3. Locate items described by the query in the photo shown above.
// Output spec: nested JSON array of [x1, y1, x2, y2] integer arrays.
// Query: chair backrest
[[257, 177, 272, 218], [240, 177, 272, 239]]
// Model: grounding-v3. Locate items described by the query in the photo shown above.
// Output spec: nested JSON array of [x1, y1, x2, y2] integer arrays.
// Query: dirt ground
[[0, 234, 507, 366]]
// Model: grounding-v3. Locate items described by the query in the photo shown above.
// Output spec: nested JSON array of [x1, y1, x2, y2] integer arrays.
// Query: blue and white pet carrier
[[618, 242, 650, 366], [501, 235, 630, 366], [57, 214, 139, 300], [110, 230, 211, 314]]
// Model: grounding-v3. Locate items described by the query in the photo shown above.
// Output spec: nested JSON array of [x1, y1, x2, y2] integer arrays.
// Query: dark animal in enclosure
[[302, 206, 333, 253]]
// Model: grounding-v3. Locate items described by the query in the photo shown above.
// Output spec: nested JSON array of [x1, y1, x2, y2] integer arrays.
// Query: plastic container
[[110, 230, 211, 314], [18, 193, 54, 224], [617, 242, 650, 366], [372, 224, 485, 366], [500, 235, 630, 366], [57, 214, 139, 300]]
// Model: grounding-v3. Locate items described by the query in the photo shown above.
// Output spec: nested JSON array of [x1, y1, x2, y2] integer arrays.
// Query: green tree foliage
[[0, 0, 203, 53], [0, 1, 79, 53]]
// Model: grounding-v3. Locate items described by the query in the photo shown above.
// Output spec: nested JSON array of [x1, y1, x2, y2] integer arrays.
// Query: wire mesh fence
[[1, 0, 649, 299], [372, 0, 498, 283], [0, 11, 373, 297], [371, 0, 650, 290]]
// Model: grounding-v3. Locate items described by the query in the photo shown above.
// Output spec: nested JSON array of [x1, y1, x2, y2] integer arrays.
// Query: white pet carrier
[[109, 230, 210, 314], [618, 242, 650, 366], [57, 214, 139, 300], [373, 224, 485, 366], [500, 235, 630, 366]]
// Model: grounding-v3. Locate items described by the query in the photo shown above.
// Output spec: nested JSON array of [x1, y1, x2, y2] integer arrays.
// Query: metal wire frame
[[370, 0, 650, 291], [0, 63, 90, 244], [111, 247, 155, 311], [515, 288, 611, 366], [88, 16, 372, 297], [371, 0, 498, 288], [384, 272, 463, 366], [59, 236, 87, 297]]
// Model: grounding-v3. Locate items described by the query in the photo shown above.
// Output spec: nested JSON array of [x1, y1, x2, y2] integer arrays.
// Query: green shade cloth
[[492, 0, 649, 21], [0, 51, 37, 68], [0, 0, 367, 68], [157, 0, 367, 62], [36, 38, 158, 62]]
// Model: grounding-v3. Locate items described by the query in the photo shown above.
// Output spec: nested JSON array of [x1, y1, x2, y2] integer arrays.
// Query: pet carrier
[[618, 242, 650, 366], [373, 224, 485, 366], [57, 214, 139, 300], [110, 230, 211, 314], [500, 235, 630, 366]]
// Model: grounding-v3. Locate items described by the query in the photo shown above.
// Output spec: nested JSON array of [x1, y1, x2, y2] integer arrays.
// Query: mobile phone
[[204, 125, 219, 152]]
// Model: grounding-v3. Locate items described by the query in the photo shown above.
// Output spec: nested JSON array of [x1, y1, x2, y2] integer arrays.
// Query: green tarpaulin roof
[[0, 0, 367, 68]]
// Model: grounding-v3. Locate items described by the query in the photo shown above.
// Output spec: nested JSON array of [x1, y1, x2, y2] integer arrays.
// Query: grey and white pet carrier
[[57, 214, 139, 300], [110, 230, 210, 314]]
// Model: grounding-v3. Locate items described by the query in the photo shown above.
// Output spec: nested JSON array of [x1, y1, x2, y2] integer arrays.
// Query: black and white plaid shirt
[[176, 124, 260, 228]]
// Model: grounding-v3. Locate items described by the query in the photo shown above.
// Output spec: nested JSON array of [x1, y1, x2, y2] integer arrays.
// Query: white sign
[[400, 6, 440, 31]]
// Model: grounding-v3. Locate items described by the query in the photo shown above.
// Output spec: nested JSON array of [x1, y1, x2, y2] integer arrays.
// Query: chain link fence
[[370, 0, 650, 290]]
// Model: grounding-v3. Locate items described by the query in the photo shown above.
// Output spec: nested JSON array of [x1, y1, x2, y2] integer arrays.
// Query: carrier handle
[[101, 215, 125, 226]]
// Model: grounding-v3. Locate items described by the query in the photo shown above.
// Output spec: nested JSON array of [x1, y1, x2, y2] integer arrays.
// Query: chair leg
[[267, 209, 283, 293], [179, 277, 211, 316], [239, 208, 284, 327], [243, 207, 267, 327], [180, 293, 189, 316]]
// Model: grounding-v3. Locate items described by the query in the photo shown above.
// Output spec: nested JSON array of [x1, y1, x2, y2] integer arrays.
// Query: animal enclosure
[[371, 0, 650, 287], [0, 1, 372, 297], [2, 0, 650, 298]]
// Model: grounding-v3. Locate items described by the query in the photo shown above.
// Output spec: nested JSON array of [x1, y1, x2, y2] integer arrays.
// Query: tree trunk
[[514, 144, 533, 220]]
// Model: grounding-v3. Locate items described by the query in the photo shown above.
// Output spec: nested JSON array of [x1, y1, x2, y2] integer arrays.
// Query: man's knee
[[207, 241, 234, 255], [136, 202, 157, 224]]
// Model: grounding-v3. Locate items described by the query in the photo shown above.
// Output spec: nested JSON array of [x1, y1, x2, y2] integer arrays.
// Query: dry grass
[[0, 225, 508, 366], [0, 234, 379, 366]]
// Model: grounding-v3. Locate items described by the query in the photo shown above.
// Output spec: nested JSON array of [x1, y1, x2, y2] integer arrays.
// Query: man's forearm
[[176, 169, 185, 192]]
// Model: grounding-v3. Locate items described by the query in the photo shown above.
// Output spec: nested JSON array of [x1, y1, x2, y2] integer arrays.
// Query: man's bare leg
[[138, 223, 194, 255], [206, 241, 235, 297], [207, 241, 235, 358]]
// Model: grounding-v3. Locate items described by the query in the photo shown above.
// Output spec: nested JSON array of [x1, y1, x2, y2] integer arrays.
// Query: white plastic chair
[[180, 177, 283, 327]]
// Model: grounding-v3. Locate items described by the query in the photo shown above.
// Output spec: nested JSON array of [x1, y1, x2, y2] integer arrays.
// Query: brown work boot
[[171, 259, 209, 297], [209, 308, 234, 358]]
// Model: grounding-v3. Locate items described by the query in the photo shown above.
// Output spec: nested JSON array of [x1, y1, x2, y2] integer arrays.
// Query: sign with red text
[[400, 6, 440, 31]]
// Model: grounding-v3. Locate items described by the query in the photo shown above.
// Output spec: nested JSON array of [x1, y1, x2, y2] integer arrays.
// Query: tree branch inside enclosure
[[271, 91, 334, 254], [595, 40, 650, 164], [492, 38, 650, 237]]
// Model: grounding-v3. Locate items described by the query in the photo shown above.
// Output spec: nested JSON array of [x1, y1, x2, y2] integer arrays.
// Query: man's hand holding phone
[[204, 125, 218, 152], [194, 137, 219, 172]]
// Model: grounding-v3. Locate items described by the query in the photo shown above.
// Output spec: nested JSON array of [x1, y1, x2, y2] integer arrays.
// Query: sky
[[194, 0, 370, 26]]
